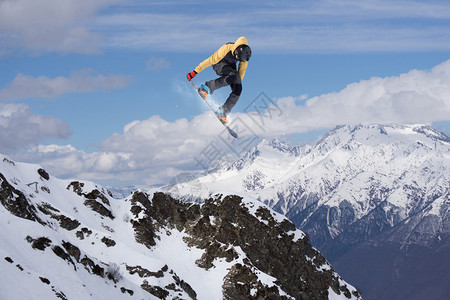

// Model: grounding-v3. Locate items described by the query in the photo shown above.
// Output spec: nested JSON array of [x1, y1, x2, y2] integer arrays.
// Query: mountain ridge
[[168, 123, 450, 300], [170, 124, 449, 246], [0, 154, 361, 299]]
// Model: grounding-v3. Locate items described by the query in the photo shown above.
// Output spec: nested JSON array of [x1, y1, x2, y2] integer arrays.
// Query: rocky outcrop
[[130, 191, 361, 299], [0, 172, 43, 224], [67, 181, 115, 219]]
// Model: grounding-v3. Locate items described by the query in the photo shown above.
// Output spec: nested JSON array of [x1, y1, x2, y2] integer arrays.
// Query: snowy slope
[[0, 157, 151, 299], [0, 155, 361, 299]]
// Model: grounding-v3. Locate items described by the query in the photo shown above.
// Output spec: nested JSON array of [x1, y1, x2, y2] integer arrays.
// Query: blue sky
[[1, 0, 449, 187]]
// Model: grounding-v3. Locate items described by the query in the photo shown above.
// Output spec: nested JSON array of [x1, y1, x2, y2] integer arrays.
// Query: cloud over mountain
[[246, 59, 450, 136], [9, 60, 450, 186], [0, 103, 71, 154]]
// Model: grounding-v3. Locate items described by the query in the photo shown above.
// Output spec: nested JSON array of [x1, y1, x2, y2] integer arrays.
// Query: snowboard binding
[[198, 84, 210, 100], [216, 107, 229, 124]]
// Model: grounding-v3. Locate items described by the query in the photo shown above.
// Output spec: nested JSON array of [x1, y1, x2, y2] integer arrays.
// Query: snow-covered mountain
[[0, 154, 361, 299], [169, 124, 450, 300]]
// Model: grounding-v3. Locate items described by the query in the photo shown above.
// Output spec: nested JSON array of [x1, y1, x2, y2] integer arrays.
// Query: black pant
[[205, 62, 242, 114]]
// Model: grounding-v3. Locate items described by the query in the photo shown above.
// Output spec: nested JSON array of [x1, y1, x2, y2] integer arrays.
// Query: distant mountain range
[[0, 154, 360, 299], [169, 124, 450, 300]]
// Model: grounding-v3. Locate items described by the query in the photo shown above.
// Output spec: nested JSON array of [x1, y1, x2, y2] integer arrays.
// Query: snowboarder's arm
[[194, 44, 234, 74], [238, 61, 248, 81]]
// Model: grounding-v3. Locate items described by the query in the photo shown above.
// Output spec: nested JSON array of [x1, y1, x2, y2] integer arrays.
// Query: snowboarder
[[186, 36, 252, 123]]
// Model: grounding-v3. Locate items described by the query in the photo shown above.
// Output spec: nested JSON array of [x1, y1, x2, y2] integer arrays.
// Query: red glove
[[187, 70, 197, 81]]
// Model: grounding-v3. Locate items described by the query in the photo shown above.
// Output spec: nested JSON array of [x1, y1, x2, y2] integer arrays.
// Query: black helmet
[[234, 44, 252, 62]]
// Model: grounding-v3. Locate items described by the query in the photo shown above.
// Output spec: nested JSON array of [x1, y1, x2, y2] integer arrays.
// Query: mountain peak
[[259, 138, 300, 153], [315, 124, 450, 152], [226, 138, 302, 173], [169, 123, 449, 300]]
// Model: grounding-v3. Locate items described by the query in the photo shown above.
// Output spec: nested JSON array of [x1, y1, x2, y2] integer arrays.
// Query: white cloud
[[0, 103, 71, 153], [13, 112, 231, 185], [94, 1, 450, 53], [0, 69, 130, 101], [2, 0, 448, 54], [0, 0, 117, 54], [99, 114, 224, 167], [252, 59, 450, 135], [146, 57, 171, 71], [11, 59, 450, 186]]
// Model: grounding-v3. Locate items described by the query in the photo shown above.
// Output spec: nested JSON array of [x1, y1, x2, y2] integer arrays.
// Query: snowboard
[[190, 80, 238, 138]]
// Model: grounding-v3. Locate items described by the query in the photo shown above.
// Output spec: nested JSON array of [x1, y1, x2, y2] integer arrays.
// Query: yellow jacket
[[194, 36, 249, 81]]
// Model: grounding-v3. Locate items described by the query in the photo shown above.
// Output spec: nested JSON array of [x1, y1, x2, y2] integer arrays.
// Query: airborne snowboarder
[[186, 36, 252, 124]]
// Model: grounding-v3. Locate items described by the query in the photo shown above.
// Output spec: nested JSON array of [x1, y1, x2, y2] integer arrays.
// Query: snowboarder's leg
[[205, 63, 238, 92], [216, 75, 241, 124], [205, 63, 230, 94], [217, 69, 241, 116], [206, 62, 242, 115], [205, 77, 227, 94], [221, 75, 241, 115]]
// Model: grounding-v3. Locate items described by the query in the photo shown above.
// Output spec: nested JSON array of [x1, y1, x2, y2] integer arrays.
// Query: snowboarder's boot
[[198, 84, 210, 100], [217, 106, 229, 124]]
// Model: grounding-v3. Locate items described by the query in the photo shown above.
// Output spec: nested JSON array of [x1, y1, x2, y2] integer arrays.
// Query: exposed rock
[[172, 273, 197, 300], [83, 199, 114, 220], [223, 263, 284, 300], [130, 191, 361, 299], [126, 265, 166, 278], [67, 181, 84, 196], [130, 191, 158, 248], [75, 227, 93, 240], [80, 256, 104, 277], [85, 189, 111, 206], [39, 277, 51, 285], [67, 182, 114, 219], [52, 245, 76, 270], [4, 257, 13, 264], [40, 186, 51, 193], [37, 202, 60, 214], [141, 281, 170, 299], [62, 241, 81, 262], [101, 236, 116, 247], [120, 287, 134, 295], [0, 173, 43, 224], [54, 290, 68, 300], [27, 236, 52, 251], [37, 203, 80, 231], [49, 241, 104, 278], [56, 215, 81, 231], [37, 168, 50, 180]]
